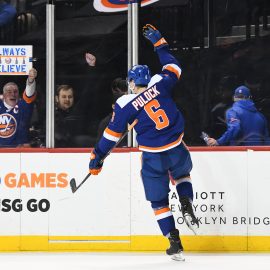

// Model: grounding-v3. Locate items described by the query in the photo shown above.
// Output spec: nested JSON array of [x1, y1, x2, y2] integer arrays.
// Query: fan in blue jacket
[[207, 85, 270, 146]]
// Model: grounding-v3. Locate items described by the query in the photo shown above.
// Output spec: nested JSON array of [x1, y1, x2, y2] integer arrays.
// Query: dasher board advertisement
[[0, 149, 269, 251]]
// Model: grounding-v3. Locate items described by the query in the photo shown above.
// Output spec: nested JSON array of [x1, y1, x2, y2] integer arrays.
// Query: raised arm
[[23, 68, 37, 103], [143, 24, 181, 81]]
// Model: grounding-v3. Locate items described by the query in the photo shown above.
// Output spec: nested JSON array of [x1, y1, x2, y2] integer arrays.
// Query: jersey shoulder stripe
[[162, 64, 181, 79], [148, 74, 162, 88], [116, 94, 137, 108]]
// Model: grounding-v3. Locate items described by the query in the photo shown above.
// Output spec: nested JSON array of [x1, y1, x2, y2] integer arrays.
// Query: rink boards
[[0, 147, 269, 251]]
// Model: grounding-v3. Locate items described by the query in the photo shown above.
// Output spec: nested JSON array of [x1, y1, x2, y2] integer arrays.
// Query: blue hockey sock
[[153, 207, 176, 237], [176, 181, 194, 201]]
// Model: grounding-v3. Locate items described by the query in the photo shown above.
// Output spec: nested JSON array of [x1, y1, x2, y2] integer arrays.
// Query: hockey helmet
[[127, 65, 151, 86]]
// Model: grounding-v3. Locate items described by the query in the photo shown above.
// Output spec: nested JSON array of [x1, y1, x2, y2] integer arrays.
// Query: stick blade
[[70, 178, 77, 193]]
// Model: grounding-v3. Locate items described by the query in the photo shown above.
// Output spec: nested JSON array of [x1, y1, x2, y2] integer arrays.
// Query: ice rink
[[0, 252, 270, 270]]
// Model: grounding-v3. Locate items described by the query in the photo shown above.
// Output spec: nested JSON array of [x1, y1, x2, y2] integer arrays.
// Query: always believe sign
[[0, 46, 33, 76]]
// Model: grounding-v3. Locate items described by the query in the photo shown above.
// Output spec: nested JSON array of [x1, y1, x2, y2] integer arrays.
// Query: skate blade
[[184, 215, 199, 235], [171, 252, 185, 261]]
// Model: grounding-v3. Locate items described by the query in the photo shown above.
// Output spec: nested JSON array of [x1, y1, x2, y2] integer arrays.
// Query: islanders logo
[[0, 113, 17, 138], [93, 0, 159, 12]]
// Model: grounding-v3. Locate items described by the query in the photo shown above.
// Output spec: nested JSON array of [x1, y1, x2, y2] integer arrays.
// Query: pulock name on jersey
[[132, 85, 160, 111]]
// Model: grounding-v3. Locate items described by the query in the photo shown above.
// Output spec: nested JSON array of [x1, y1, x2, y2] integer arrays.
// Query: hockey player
[[0, 68, 37, 147], [89, 24, 199, 261]]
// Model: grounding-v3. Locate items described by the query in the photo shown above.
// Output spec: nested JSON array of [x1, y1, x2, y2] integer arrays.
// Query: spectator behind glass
[[55, 84, 92, 147], [0, 68, 37, 147], [0, 0, 16, 27], [206, 85, 270, 146], [96, 77, 127, 143], [111, 77, 127, 97], [55, 84, 74, 147]]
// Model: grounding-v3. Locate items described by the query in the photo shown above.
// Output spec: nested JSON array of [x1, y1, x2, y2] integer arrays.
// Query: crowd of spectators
[[1, 0, 270, 148], [2, 48, 269, 148]]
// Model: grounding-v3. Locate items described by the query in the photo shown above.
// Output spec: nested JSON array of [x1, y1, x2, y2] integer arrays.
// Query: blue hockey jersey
[[217, 99, 270, 146], [96, 47, 184, 155], [0, 91, 36, 147]]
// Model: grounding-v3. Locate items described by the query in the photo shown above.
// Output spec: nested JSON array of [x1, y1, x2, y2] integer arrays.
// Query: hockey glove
[[142, 24, 168, 50], [89, 149, 104, 175]]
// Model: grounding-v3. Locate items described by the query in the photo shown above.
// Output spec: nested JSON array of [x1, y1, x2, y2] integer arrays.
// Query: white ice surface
[[0, 252, 269, 270]]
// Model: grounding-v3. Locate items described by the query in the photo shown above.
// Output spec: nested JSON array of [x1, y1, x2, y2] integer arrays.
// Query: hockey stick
[[70, 119, 138, 193]]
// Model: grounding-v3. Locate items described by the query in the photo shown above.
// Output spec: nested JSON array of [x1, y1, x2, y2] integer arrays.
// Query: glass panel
[[140, 0, 270, 146], [54, 0, 128, 147], [2, 0, 269, 148], [0, 0, 46, 148]]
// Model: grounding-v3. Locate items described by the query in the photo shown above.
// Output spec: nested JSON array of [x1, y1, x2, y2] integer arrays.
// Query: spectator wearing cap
[[207, 85, 270, 146]]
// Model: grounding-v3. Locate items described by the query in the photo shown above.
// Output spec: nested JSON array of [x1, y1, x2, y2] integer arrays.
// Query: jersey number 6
[[144, 99, 169, 130]]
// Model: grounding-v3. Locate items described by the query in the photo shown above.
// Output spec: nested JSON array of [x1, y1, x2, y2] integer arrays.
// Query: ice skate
[[166, 229, 185, 261], [180, 196, 199, 235]]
